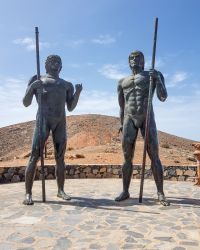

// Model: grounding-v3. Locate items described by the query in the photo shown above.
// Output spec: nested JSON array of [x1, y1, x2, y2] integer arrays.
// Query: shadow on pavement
[[34, 196, 161, 214], [167, 197, 200, 208]]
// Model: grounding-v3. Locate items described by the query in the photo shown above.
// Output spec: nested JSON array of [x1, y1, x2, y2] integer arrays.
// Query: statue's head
[[128, 50, 145, 70], [45, 55, 62, 74]]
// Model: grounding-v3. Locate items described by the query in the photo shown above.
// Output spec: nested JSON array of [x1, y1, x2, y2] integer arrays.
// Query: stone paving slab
[[0, 179, 200, 250]]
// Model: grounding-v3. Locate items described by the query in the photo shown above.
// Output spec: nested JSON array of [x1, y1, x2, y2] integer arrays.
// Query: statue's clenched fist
[[75, 83, 83, 94]]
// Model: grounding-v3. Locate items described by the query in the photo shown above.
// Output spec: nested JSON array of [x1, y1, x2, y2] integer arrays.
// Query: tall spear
[[35, 27, 46, 202], [139, 18, 158, 203]]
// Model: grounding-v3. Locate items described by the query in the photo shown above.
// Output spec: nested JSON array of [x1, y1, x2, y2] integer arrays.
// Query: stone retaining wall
[[0, 164, 197, 184]]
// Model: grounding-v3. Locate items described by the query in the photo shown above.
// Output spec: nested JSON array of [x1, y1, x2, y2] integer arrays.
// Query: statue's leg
[[23, 118, 49, 205], [52, 118, 71, 200], [115, 117, 138, 202], [141, 116, 170, 206]]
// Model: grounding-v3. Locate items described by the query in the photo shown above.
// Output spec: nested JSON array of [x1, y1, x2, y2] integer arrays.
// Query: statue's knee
[[29, 150, 40, 163], [55, 157, 65, 170], [55, 155, 65, 164], [123, 152, 133, 163], [151, 156, 161, 167], [123, 161, 132, 170], [54, 147, 65, 160]]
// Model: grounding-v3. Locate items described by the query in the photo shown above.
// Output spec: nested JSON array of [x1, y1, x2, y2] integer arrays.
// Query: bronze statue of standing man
[[115, 50, 170, 206], [23, 55, 82, 205]]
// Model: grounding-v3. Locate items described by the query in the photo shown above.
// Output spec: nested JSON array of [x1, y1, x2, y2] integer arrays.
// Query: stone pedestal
[[193, 143, 200, 186]]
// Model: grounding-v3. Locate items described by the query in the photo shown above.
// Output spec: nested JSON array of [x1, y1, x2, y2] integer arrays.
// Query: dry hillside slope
[[0, 114, 197, 167]]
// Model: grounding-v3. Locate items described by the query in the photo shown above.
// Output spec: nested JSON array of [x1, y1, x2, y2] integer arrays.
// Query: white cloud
[[13, 37, 49, 51], [171, 72, 187, 82], [91, 35, 116, 45], [0, 75, 199, 141], [154, 91, 200, 141], [99, 64, 127, 80], [166, 71, 188, 88], [71, 90, 118, 116], [0, 81, 119, 128], [0, 76, 38, 127]]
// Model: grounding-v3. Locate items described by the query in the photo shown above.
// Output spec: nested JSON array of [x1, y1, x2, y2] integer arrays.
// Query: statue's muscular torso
[[119, 71, 155, 127], [30, 75, 74, 119], [118, 70, 167, 128]]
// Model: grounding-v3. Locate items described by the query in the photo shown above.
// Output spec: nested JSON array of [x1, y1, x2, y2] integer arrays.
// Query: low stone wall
[[0, 164, 197, 184]]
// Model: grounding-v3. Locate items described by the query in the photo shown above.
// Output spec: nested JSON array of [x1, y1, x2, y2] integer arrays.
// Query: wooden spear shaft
[[139, 18, 158, 203], [35, 27, 46, 202]]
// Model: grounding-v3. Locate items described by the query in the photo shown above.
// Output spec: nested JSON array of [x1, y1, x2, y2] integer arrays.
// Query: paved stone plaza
[[0, 179, 200, 250]]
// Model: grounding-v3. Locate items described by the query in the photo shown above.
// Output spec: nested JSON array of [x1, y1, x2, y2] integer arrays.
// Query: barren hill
[[0, 114, 197, 167]]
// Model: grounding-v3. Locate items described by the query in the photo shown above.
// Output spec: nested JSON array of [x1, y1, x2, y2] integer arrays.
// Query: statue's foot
[[57, 190, 71, 201], [158, 192, 170, 206], [115, 192, 130, 202], [23, 194, 34, 205]]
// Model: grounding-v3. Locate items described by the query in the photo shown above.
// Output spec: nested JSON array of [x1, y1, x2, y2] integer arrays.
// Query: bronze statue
[[23, 55, 82, 205], [115, 50, 170, 206]]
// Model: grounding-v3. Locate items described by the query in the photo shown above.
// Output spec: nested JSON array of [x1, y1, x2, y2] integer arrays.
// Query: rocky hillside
[[0, 114, 197, 166]]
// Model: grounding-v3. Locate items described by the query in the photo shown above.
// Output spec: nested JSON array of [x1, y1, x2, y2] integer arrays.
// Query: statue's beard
[[48, 67, 60, 75]]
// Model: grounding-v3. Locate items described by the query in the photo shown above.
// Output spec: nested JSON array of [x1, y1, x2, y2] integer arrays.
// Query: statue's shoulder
[[156, 70, 164, 79], [157, 71, 165, 84], [118, 77, 125, 84], [142, 70, 164, 83], [141, 70, 149, 77], [117, 77, 126, 91], [150, 70, 165, 82], [119, 75, 134, 88], [28, 75, 37, 86], [60, 78, 73, 90], [118, 76, 130, 86]]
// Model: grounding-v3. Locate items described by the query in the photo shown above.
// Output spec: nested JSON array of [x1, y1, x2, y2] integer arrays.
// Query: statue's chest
[[122, 75, 149, 93], [41, 79, 66, 98]]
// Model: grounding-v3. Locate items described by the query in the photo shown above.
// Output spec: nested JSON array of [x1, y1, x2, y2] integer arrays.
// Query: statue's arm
[[155, 71, 168, 102], [66, 82, 82, 112], [22, 75, 37, 107], [118, 79, 125, 129]]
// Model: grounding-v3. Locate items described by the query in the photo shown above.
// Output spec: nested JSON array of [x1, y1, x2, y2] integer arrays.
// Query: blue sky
[[0, 0, 200, 140]]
